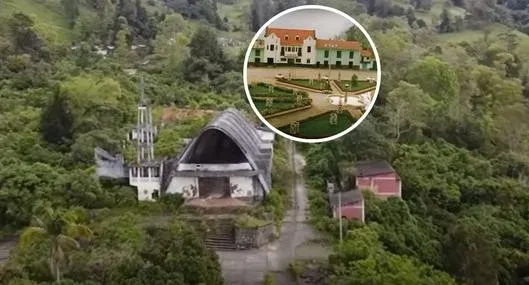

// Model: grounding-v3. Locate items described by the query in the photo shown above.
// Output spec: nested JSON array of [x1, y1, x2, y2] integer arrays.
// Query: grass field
[[279, 79, 332, 91], [335, 80, 376, 92], [0, 0, 79, 44], [279, 111, 356, 139]]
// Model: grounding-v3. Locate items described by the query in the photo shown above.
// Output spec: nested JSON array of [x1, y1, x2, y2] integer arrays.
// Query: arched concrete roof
[[161, 109, 273, 194]]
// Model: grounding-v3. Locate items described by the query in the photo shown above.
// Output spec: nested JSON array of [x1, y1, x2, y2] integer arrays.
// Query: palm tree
[[19, 207, 93, 283]]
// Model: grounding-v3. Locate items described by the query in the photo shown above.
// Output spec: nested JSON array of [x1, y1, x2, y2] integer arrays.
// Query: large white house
[[249, 27, 377, 70]]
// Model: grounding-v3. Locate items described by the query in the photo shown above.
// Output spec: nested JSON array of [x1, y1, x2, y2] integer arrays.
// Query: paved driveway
[[217, 142, 326, 285]]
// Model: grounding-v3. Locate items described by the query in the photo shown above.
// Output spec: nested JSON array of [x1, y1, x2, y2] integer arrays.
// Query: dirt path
[[217, 142, 325, 285]]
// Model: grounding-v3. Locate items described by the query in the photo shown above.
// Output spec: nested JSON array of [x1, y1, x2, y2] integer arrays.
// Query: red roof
[[361, 48, 373, 58], [355, 160, 397, 177], [265, 27, 315, 46], [316, 39, 362, 51]]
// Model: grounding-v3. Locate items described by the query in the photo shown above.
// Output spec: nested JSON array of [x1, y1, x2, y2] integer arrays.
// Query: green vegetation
[[279, 111, 356, 139], [249, 83, 311, 115], [335, 80, 376, 92], [263, 273, 276, 285], [278, 78, 332, 91], [235, 214, 271, 228]]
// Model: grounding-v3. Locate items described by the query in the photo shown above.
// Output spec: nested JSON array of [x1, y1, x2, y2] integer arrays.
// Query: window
[[324, 50, 329, 58], [296, 58, 301, 63], [295, 35, 300, 40], [270, 44, 274, 51], [255, 49, 260, 56], [306, 59, 310, 64], [131, 167, 137, 176], [281, 58, 286, 61], [349, 51, 354, 58], [151, 167, 159, 177], [337, 51, 342, 58], [307, 46, 311, 53], [297, 48, 302, 56], [284, 35, 289, 40], [287, 47, 291, 52], [280, 47, 285, 56], [141, 167, 149, 177]]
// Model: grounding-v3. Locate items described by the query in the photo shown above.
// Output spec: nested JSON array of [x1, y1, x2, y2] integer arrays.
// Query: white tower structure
[[128, 78, 162, 201]]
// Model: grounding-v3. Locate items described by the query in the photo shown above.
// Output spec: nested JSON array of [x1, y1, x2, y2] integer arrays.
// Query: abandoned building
[[328, 160, 401, 222], [95, 88, 275, 202]]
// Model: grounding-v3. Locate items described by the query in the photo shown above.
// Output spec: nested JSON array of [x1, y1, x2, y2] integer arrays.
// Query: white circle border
[[243, 5, 382, 144]]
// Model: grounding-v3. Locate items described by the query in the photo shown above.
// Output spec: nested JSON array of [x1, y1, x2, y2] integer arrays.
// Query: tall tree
[[61, 0, 80, 28], [40, 87, 74, 147], [19, 208, 93, 283]]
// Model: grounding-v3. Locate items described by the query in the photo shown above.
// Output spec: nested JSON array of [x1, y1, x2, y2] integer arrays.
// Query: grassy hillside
[[1, 0, 75, 43]]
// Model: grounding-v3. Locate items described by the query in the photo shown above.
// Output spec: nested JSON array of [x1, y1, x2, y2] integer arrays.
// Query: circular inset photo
[[243, 5, 380, 143]]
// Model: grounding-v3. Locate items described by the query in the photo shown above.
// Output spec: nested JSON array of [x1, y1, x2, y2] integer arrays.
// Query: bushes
[[265, 188, 287, 229], [234, 214, 271, 228]]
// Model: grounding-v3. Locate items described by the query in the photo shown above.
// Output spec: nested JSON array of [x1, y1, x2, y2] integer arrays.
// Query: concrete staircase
[[204, 218, 237, 251], [0, 236, 17, 266]]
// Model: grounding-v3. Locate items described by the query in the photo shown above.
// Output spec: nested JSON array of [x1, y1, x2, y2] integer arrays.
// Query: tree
[[384, 81, 434, 141], [19, 208, 93, 283], [40, 87, 74, 147], [61, 0, 80, 28], [444, 216, 500, 285], [7, 13, 45, 58], [439, 8, 453, 33], [351, 74, 359, 86], [154, 13, 190, 71], [406, 56, 459, 101]]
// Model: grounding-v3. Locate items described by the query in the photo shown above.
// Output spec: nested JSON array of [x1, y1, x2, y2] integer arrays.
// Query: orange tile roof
[[316, 39, 362, 50], [265, 27, 316, 46], [361, 48, 373, 58]]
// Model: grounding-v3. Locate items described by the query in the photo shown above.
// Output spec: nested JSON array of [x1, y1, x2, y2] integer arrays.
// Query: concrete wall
[[235, 223, 275, 249], [316, 49, 362, 67], [166, 177, 198, 198], [230, 176, 254, 197], [301, 36, 316, 64], [249, 48, 264, 63], [166, 175, 258, 199], [333, 200, 364, 222], [264, 34, 280, 63]]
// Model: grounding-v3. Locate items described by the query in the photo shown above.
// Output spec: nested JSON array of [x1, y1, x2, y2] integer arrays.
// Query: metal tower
[[129, 77, 161, 201], [135, 77, 155, 165]]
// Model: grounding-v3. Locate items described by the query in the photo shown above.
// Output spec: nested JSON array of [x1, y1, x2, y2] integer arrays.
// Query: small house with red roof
[[355, 160, 401, 198], [249, 26, 376, 70], [327, 160, 401, 222]]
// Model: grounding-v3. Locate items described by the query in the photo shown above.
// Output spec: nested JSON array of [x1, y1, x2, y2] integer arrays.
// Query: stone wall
[[235, 224, 275, 249]]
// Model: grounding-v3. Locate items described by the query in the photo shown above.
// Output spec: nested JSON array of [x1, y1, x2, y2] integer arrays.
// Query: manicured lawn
[[279, 111, 356, 139], [336, 80, 376, 92], [249, 83, 298, 98], [279, 79, 331, 90], [254, 98, 311, 116]]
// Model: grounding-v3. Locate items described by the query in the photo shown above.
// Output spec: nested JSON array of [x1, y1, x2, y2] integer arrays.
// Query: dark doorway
[[267, 58, 274, 64], [287, 58, 294, 65], [324, 60, 329, 67], [336, 61, 341, 67], [348, 62, 353, 68], [316, 62, 320, 68], [255, 58, 260, 63], [199, 177, 230, 198]]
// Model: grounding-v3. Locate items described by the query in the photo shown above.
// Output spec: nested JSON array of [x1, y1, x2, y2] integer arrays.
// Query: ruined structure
[[95, 81, 275, 202]]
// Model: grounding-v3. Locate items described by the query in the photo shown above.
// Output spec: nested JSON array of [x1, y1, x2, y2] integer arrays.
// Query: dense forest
[[1, 0, 529, 284]]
